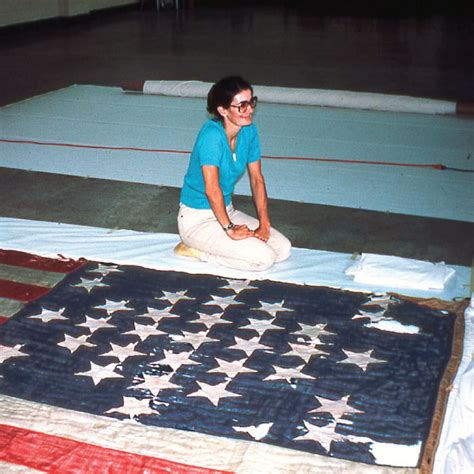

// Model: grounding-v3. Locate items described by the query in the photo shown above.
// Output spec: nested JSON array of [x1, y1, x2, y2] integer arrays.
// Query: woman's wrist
[[222, 222, 235, 233]]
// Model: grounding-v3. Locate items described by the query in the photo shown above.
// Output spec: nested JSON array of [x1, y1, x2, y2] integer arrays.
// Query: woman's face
[[220, 89, 255, 128]]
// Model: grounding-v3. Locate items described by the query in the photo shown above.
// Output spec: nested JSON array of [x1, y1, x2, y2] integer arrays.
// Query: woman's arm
[[248, 160, 271, 242], [202, 165, 254, 240]]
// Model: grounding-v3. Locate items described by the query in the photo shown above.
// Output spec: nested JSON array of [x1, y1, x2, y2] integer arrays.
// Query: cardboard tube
[[456, 101, 474, 115], [121, 80, 146, 92]]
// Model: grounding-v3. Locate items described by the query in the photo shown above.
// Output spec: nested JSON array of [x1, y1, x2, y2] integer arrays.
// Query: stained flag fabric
[[0, 250, 462, 473]]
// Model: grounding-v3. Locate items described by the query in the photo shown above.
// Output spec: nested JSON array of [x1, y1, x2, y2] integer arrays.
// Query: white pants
[[177, 203, 291, 271]]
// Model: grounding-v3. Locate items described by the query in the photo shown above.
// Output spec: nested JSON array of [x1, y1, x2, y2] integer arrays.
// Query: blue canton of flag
[[0, 261, 455, 468]]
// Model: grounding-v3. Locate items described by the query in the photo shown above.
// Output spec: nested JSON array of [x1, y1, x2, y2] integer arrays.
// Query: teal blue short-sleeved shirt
[[180, 119, 261, 209]]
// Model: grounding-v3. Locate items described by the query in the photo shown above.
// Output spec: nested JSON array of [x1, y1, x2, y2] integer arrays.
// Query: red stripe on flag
[[0, 249, 84, 273], [0, 423, 234, 474], [0, 316, 8, 325], [0, 279, 52, 303]]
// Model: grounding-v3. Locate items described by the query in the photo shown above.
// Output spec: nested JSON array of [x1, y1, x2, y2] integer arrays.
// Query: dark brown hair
[[207, 76, 253, 120]]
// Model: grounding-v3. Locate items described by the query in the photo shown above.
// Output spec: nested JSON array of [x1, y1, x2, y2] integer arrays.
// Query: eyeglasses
[[229, 96, 258, 113]]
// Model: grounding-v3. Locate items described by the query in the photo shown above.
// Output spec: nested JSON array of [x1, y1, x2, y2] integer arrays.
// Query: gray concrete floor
[[1, 167, 472, 266], [1, 4, 473, 266]]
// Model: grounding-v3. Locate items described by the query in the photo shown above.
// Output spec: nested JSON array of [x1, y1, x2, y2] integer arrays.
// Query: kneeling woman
[[176, 76, 291, 271]]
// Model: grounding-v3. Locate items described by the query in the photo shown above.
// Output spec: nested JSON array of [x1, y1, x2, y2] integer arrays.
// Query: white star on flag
[[352, 310, 388, 323], [93, 299, 132, 316], [208, 357, 257, 378], [363, 294, 393, 310], [101, 342, 145, 363], [203, 294, 244, 311], [220, 279, 257, 294], [254, 300, 293, 317], [309, 395, 364, 421], [105, 395, 156, 420], [57, 334, 96, 353], [170, 329, 218, 349], [0, 344, 27, 364], [76, 361, 123, 386], [190, 312, 232, 329], [76, 315, 115, 333], [28, 308, 68, 323], [233, 422, 273, 440], [188, 380, 241, 406], [294, 420, 346, 452], [339, 349, 387, 371], [72, 277, 110, 293], [293, 323, 335, 342], [264, 364, 315, 383], [151, 349, 198, 372], [90, 263, 123, 277], [241, 317, 277, 337], [157, 290, 194, 306], [229, 336, 272, 356], [137, 306, 175, 324], [134, 373, 180, 397], [124, 322, 166, 342], [284, 342, 329, 363]]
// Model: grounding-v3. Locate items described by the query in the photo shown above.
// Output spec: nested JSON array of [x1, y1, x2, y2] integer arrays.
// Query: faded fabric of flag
[[0, 252, 459, 471], [0, 249, 85, 323]]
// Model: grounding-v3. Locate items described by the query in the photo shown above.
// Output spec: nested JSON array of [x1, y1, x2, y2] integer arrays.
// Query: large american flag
[[0, 249, 457, 472]]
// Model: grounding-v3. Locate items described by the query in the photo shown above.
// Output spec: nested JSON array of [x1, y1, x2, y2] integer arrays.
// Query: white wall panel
[[0, 0, 58, 27], [0, 0, 138, 27]]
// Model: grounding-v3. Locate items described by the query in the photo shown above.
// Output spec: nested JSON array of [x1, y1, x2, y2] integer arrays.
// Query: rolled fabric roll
[[143, 80, 210, 97], [122, 80, 473, 115]]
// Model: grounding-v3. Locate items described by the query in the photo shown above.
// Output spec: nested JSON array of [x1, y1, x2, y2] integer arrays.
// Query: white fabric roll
[[142, 80, 457, 115], [345, 253, 456, 290]]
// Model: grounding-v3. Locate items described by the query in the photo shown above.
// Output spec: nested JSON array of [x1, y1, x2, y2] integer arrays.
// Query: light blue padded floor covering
[[0, 85, 473, 222]]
